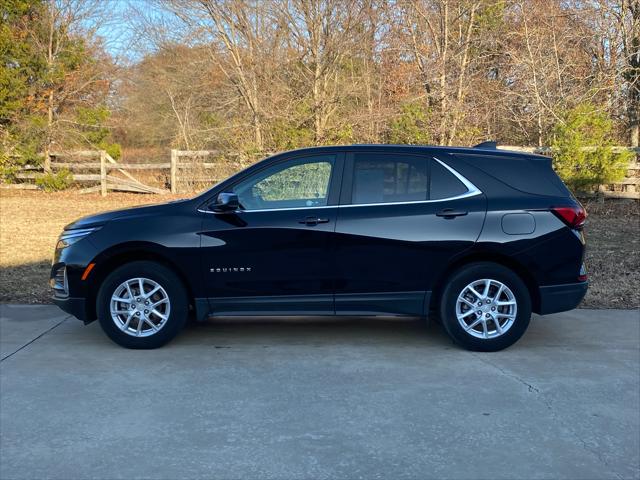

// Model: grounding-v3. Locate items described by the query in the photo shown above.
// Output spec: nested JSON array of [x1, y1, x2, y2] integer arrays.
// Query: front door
[[200, 153, 343, 315], [333, 150, 486, 316]]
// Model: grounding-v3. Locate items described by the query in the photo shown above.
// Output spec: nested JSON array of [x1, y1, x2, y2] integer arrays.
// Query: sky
[[91, 0, 175, 63]]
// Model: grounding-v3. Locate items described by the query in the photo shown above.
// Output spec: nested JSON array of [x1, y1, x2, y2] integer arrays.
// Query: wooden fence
[[5, 146, 640, 199], [11, 149, 248, 196]]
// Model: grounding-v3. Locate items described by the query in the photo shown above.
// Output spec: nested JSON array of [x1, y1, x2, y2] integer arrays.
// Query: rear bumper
[[52, 295, 89, 322], [538, 281, 588, 315]]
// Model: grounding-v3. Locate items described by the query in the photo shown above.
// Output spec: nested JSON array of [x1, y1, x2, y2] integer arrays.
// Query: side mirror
[[211, 192, 239, 213]]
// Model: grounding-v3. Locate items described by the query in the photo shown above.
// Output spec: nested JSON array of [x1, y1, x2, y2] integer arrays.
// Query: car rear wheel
[[439, 262, 532, 351], [97, 261, 188, 349]]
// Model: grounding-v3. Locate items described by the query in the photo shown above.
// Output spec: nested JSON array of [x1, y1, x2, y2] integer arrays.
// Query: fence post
[[100, 150, 107, 197], [43, 150, 52, 172], [170, 149, 178, 194]]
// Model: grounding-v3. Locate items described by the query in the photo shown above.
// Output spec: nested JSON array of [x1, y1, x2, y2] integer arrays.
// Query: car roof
[[276, 144, 548, 160]]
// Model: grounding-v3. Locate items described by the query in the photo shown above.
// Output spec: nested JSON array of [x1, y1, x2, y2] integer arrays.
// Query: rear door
[[333, 150, 486, 315]]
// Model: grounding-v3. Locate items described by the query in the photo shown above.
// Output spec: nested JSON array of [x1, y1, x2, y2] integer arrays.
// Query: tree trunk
[[44, 89, 53, 172], [44, 6, 55, 173], [448, 3, 477, 146], [313, 60, 323, 143], [253, 112, 263, 150], [439, 0, 449, 146], [627, 1, 639, 146]]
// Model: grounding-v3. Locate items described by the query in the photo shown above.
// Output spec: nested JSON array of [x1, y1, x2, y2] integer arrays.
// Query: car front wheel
[[96, 261, 188, 349], [439, 262, 532, 351]]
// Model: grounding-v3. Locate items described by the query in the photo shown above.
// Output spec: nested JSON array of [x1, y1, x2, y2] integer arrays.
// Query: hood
[[64, 198, 192, 230]]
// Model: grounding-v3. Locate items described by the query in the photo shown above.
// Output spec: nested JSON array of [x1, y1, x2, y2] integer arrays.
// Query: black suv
[[51, 144, 587, 351]]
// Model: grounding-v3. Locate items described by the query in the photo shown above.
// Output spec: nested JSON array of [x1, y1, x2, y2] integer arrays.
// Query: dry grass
[[0, 190, 188, 303], [580, 199, 640, 309], [1, 190, 638, 308]]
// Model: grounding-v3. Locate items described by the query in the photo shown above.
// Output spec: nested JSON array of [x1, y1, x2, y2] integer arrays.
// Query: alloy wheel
[[110, 277, 171, 337], [455, 278, 517, 339]]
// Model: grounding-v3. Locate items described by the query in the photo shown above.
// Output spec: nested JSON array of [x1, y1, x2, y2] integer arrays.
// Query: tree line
[[1, 0, 638, 190]]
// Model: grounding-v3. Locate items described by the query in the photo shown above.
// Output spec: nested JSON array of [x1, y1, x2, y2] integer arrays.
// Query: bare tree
[[278, 0, 366, 142], [163, 0, 285, 151], [108, 0, 636, 155], [396, 0, 482, 145], [619, 0, 640, 146], [500, 1, 603, 146]]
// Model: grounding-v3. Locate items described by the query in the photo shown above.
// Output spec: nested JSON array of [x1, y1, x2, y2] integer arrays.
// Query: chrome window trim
[[433, 157, 481, 197], [198, 205, 333, 214], [198, 156, 481, 214]]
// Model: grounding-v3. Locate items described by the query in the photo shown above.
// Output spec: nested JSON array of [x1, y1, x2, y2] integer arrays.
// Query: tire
[[439, 262, 532, 352], [97, 261, 189, 349]]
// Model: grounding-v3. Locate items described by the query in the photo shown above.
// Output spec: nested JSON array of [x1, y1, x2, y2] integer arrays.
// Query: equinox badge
[[210, 267, 252, 273]]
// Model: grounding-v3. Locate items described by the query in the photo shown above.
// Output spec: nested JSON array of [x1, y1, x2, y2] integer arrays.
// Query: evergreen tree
[[552, 103, 633, 192]]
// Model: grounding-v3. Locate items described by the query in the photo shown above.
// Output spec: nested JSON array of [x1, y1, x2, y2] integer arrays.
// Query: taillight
[[551, 205, 587, 230]]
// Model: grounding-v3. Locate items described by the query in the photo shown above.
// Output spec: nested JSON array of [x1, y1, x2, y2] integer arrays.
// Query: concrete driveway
[[0, 305, 638, 480]]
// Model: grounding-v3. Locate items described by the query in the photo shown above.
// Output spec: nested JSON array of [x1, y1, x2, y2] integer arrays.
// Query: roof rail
[[473, 141, 497, 149]]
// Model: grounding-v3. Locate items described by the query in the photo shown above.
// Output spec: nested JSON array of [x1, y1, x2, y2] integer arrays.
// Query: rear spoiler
[[472, 141, 551, 162]]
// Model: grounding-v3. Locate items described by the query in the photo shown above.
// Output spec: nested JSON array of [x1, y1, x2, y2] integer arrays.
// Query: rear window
[[352, 153, 428, 204], [454, 154, 570, 196]]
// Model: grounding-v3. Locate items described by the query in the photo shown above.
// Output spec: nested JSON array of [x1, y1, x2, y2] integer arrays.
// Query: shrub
[[35, 169, 73, 191], [270, 113, 314, 151], [76, 106, 122, 160], [551, 103, 633, 192], [101, 142, 122, 160], [0, 163, 19, 183], [386, 102, 431, 145]]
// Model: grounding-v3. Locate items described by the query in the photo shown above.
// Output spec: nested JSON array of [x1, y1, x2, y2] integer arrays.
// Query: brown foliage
[[109, 0, 637, 153]]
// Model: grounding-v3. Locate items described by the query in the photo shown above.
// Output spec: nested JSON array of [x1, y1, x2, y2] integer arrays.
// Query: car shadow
[[171, 313, 574, 351], [175, 316, 456, 349]]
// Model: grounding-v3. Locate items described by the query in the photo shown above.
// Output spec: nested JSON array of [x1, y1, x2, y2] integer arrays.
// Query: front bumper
[[538, 281, 588, 315], [50, 238, 98, 323], [52, 296, 89, 322]]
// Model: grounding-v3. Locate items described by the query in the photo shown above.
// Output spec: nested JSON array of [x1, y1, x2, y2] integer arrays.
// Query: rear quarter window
[[454, 153, 570, 196], [430, 160, 468, 199]]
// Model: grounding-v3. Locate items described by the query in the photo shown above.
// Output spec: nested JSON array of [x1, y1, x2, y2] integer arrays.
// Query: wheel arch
[[84, 243, 196, 322], [429, 251, 541, 314]]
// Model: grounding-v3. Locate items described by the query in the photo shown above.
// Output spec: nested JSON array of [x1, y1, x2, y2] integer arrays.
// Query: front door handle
[[299, 216, 330, 226], [436, 209, 468, 219]]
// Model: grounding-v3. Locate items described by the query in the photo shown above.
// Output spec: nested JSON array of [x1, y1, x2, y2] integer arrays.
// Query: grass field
[[0, 190, 186, 303], [1, 190, 638, 308]]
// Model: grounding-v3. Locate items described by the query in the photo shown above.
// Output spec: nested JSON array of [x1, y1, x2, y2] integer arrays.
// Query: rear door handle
[[436, 209, 468, 219], [299, 216, 330, 226]]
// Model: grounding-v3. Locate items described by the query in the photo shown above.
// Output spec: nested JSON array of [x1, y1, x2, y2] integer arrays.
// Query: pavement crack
[[0, 315, 70, 362], [574, 435, 623, 479], [471, 352, 624, 478], [470, 352, 542, 395]]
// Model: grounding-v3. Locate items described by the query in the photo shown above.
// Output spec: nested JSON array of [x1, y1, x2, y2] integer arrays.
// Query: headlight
[[56, 227, 101, 249]]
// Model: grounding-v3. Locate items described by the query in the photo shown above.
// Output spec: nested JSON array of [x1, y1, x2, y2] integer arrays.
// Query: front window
[[233, 155, 335, 210]]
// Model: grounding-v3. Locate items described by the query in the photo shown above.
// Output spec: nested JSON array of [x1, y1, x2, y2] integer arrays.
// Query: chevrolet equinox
[[51, 144, 588, 350]]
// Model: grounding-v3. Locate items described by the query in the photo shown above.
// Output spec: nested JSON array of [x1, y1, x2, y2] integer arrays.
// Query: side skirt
[[195, 291, 432, 320], [206, 294, 334, 317], [335, 291, 429, 316]]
